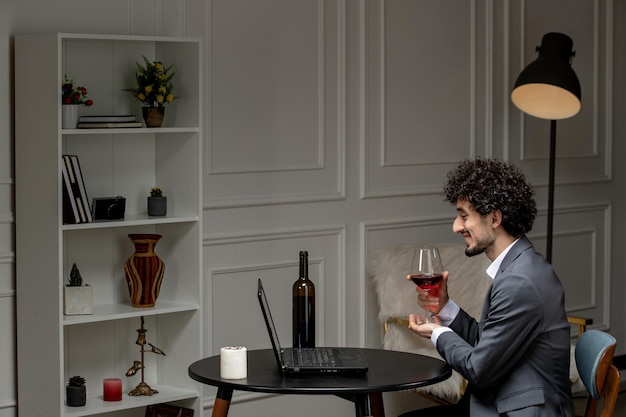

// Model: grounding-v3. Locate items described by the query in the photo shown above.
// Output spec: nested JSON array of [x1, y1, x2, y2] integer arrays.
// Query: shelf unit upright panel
[[15, 33, 202, 417]]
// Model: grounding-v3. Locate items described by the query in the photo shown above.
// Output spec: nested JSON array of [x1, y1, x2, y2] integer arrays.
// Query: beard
[[465, 244, 486, 257], [463, 233, 492, 257]]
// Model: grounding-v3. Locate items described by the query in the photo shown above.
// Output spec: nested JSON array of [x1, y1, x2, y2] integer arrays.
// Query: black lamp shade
[[511, 32, 581, 120]]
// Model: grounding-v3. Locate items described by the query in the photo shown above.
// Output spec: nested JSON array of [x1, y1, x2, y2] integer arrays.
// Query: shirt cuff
[[436, 298, 460, 326], [431, 327, 453, 346]]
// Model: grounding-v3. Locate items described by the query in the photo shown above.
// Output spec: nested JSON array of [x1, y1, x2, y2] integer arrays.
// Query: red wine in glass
[[409, 273, 443, 298], [409, 245, 444, 314]]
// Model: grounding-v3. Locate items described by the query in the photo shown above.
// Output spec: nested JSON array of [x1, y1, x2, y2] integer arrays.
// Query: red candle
[[103, 378, 122, 401]]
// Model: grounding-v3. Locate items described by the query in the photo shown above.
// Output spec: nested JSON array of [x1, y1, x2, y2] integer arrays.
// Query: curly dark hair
[[442, 158, 537, 238]]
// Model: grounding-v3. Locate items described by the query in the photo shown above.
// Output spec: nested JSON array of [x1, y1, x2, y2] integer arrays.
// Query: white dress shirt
[[430, 239, 519, 345]]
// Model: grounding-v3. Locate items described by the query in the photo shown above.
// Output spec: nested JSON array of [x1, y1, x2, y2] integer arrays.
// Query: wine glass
[[408, 245, 444, 321]]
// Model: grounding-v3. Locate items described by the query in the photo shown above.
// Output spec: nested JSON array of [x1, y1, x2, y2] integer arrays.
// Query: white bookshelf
[[15, 33, 202, 417]]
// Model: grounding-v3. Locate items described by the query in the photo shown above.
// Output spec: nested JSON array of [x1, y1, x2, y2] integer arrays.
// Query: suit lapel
[[479, 236, 531, 323], [494, 236, 532, 278]]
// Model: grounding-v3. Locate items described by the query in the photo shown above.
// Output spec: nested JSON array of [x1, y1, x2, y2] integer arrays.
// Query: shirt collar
[[486, 238, 520, 279]]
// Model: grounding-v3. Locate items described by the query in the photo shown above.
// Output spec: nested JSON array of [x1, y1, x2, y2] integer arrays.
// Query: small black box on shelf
[[92, 196, 126, 220]]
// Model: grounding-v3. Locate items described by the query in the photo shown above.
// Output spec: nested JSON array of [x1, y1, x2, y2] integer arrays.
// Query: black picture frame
[[145, 403, 194, 417]]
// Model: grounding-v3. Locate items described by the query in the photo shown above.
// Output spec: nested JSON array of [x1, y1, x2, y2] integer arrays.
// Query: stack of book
[[61, 155, 92, 224], [76, 115, 142, 128]]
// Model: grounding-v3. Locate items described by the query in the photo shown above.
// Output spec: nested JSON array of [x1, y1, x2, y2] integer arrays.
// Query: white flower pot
[[62, 104, 80, 129], [63, 285, 93, 315]]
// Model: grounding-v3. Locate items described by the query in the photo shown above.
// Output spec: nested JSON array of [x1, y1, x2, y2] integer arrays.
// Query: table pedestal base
[[354, 392, 384, 417]]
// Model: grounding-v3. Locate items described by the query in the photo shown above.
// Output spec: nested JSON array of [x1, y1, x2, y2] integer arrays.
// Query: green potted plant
[[124, 56, 177, 127], [63, 263, 93, 315], [66, 375, 86, 407], [148, 187, 167, 217], [61, 75, 94, 129]]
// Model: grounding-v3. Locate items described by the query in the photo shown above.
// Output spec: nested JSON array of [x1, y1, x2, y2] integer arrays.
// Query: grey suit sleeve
[[449, 306, 480, 345], [436, 273, 543, 389]]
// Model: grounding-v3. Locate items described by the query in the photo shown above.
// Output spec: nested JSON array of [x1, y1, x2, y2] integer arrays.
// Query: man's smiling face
[[452, 198, 494, 257]]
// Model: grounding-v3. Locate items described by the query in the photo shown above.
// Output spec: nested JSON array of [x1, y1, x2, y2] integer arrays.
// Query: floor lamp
[[511, 32, 582, 263]]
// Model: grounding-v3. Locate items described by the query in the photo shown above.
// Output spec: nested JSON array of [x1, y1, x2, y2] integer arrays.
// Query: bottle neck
[[299, 251, 308, 280]]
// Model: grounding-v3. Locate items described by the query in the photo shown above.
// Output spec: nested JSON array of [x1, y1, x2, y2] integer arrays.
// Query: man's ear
[[490, 210, 503, 228]]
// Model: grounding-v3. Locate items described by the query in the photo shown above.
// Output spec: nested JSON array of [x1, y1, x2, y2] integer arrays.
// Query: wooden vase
[[142, 107, 165, 127], [124, 234, 165, 307]]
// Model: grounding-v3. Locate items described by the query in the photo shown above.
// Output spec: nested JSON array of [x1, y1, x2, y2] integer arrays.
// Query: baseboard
[[614, 354, 626, 370]]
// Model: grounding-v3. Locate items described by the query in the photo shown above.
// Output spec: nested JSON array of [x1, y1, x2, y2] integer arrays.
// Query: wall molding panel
[[130, 0, 193, 37], [362, 0, 491, 199], [0, 400, 17, 413], [204, 0, 346, 208], [530, 202, 611, 330], [203, 225, 346, 356], [0, 295, 14, 416]]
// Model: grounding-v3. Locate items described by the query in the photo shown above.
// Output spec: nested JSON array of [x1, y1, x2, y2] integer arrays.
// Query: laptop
[[257, 278, 368, 374]]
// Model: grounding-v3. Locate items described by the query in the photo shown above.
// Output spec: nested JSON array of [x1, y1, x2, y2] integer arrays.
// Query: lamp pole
[[510, 32, 581, 264], [546, 120, 557, 263]]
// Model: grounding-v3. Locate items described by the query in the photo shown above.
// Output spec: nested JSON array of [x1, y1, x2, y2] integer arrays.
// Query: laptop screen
[[257, 279, 285, 369]]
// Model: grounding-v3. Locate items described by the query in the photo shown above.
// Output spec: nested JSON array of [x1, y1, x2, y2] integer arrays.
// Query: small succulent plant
[[149, 187, 163, 197], [68, 263, 83, 287], [68, 375, 86, 387]]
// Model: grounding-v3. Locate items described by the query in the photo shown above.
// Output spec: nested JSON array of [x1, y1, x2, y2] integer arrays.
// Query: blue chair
[[575, 329, 621, 417]]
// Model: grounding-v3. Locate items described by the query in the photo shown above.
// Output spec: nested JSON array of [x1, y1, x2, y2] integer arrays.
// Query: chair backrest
[[575, 329, 621, 417]]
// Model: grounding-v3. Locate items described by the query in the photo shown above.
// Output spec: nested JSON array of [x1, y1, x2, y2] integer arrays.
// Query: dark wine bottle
[[292, 251, 315, 348]]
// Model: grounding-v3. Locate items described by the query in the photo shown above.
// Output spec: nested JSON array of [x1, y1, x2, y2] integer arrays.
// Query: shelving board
[[62, 301, 199, 325], [64, 385, 198, 417], [61, 215, 200, 231]]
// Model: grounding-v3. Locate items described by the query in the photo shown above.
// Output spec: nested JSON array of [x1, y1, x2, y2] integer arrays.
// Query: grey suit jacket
[[436, 236, 574, 417]]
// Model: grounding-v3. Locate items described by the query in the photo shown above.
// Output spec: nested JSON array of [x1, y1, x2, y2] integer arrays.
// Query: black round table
[[188, 348, 451, 417]]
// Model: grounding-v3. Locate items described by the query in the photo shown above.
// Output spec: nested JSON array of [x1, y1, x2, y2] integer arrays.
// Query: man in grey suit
[[405, 158, 574, 417]]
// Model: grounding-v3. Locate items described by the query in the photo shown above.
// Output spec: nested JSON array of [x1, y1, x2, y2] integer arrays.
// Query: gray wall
[[2, 1, 624, 416]]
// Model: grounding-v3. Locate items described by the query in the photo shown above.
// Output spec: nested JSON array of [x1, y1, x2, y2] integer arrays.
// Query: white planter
[[63, 285, 93, 315], [62, 104, 80, 129]]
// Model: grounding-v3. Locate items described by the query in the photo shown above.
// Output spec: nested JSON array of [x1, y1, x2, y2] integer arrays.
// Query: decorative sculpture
[[126, 316, 166, 396]]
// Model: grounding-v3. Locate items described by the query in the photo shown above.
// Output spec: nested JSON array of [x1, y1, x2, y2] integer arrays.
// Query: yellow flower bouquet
[[125, 56, 177, 107]]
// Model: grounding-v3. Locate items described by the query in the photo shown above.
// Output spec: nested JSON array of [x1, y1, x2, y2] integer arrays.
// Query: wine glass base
[[422, 312, 437, 323]]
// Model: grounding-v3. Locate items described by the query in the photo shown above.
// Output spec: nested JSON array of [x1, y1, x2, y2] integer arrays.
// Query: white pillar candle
[[220, 346, 247, 379]]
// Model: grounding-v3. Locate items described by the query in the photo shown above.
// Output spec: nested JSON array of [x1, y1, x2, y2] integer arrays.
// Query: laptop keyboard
[[296, 348, 337, 367]]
